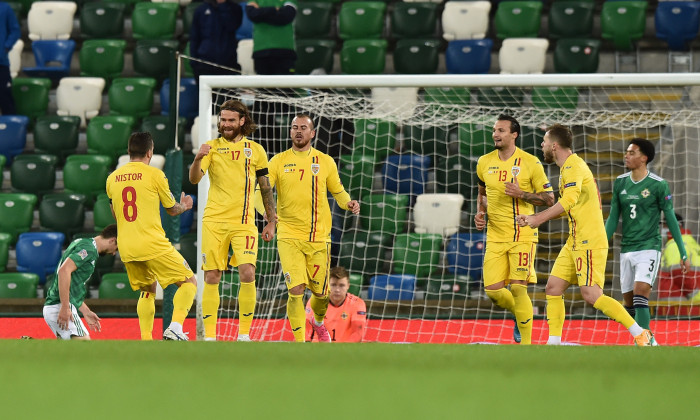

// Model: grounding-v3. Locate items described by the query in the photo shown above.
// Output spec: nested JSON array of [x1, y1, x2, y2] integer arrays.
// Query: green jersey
[[606, 171, 675, 253], [44, 238, 98, 308]]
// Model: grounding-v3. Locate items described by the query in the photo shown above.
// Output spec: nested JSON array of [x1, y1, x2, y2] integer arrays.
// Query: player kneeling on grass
[[43, 225, 119, 340]]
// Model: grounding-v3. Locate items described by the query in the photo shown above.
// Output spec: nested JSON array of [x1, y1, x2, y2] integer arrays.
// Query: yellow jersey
[[476, 147, 553, 243], [558, 153, 608, 250], [106, 162, 176, 262], [200, 136, 269, 225], [268, 148, 351, 242]]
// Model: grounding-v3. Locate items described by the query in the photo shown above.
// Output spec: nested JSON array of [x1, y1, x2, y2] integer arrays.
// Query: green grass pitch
[[1, 340, 697, 419]]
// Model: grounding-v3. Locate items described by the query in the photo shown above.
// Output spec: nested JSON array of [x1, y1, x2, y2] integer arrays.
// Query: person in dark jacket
[[0, 1, 20, 114], [190, 0, 243, 81], [246, 0, 297, 75]]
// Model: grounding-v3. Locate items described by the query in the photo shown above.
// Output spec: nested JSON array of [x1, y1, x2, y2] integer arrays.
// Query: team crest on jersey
[[311, 163, 320, 175], [183, 259, 191, 271], [341, 312, 348, 320], [511, 166, 520, 177], [243, 148, 252, 159], [78, 249, 88, 260], [284, 272, 291, 284], [641, 188, 650, 198]]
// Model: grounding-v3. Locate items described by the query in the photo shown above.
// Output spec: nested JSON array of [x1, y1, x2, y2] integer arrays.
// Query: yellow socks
[[546, 294, 565, 340], [238, 281, 256, 336], [287, 293, 306, 342], [202, 282, 219, 340], [510, 284, 533, 345], [485, 287, 515, 312], [137, 291, 155, 340], [172, 282, 196, 325], [309, 293, 330, 324], [593, 295, 636, 329]]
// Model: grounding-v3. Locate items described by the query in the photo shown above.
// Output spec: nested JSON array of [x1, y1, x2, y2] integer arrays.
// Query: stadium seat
[[79, 39, 126, 80], [423, 86, 472, 106], [8, 39, 22, 78], [237, 2, 254, 40], [425, 273, 472, 300], [498, 38, 549, 74], [445, 232, 486, 279], [27, 1, 77, 40], [392, 233, 442, 277], [33, 116, 81, 161], [0, 193, 37, 243], [531, 86, 579, 110], [99, 273, 139, 299], [22, 40, 76, 79], [601, 1, 648, 51], [16, 231, 66, 284], [86, 115, 136, 164], [434, 155, 478, 200], [295, 39, 336, 75], [0, 272, 39, 298], [117, 154, 166, 170], [348, 273, 363, 296], [359, 193, 410, 235], [10, 154, 57, 195], [458, 122, 492, 157], [402, 122, 450, 162], [80, 1, 126, 39], [494, 0, 543, 39], [337, 230, 390, 276], [368, 274, 416, 300], [133, 40, 179, 81], [0, 115, 29, 163], [340, 39, 388, 74], [442, 0, 491, 41], [393, 38, 440, 74], [39, 193, 86, 238], [237, 38, 255, 75], [445, 39, 493, 74], [182, 2, 199, 38], [181, 42, 195, 77], [381, 154, 431, 196], [352, 118, 397, 162], [63, 154, 113, 203], [655, 1, 700, 51], [141, 115, 186, 155], [131, 2, 179, 40], [56, 77, 106, 127], [295, 2, 334, 39], [11, 77, 51, 121], [476, 86, 525, 108], [413, 193, 464, 237], [548, 0, 595, 39], [160, 78, 198, 120], [108, 77, 157, 119], [93, 194, 116, 232], [391, 2, 438, 39], [339, 154, 376, 200], [371, 87, 419, 119], [553, 38, 601, 73], [338, 1, 386, 40], [0, 232, 11, 272]]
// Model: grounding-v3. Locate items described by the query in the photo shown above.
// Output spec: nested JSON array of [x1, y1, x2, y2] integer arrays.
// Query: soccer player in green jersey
[[43, 225, 118, 340], [605, 138, 689, 340]]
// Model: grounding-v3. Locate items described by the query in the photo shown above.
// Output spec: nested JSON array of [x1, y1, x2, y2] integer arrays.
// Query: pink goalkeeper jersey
[[305, 293, 367, 342]]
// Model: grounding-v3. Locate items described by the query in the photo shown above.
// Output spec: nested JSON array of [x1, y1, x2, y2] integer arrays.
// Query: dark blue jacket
[[190, 0, 243, 70], [0, 2, 21, 67]]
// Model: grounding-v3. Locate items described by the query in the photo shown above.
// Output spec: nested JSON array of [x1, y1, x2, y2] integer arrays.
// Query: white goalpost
[[192, 73, 700, 344]]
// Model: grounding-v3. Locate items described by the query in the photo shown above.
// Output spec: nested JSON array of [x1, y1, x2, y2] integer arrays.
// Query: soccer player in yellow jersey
[[475, 114, 555, 345], [257, 114, 360, 342], [189, 100, 277, 342], [106, 132, 197, 341], [517, 124, 655, 346]]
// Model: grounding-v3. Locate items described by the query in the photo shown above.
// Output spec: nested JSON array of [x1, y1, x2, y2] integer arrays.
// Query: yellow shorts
[[277, 238, 330, 295], [482, 241, 537, 287], [124, 247, 194, 291], [201, 221, 259, 270], [550, 247, 607, 288]]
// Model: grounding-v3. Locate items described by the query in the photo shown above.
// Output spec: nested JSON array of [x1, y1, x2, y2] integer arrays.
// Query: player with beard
[[190, 100, 277, 341], [474, 114, 554, 345], [256, 114, 360, 342], [516, 124, 655, 346]]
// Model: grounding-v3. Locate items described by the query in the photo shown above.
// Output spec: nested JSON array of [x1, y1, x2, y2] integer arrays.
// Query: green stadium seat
[[0, 232, 12, 272], [348, 273, 363, 296], [86, 115, 136, 164], [402, 123, 450, 165], [476, 87, 526, 108], [0, 272, 39, 298], [257, 234, 280, 276], [32, 116, 81, 162], [352, 118, 396, 161], [458, 122, 492, 157], [79, 39, 126, 80], [338, 230, 391, 276], [181, 42, 194, 78], [548, 0, 595, 39], [0, 193, 38, 243], [99, 272, 139, 299], [338, 1, 386, 40], [80, 2, 126, 39], [108, 77, 157, 119], [392, 233, 442, 278], [133, 40, 179, 81], [295, 2, 334, 39], [131, 2, 179, 40], [390, 2, 438, 39], [494, 1, 543, 39], [63, 155, 112, 204], [0, 154, 4, 170], [425, 273, 472, 300], [554, 38, 601, 73], [140, 115, 186, 155], [10, 154, 58, 195], [359, 193, 410, 235], [601, 1, 648, 51], [531, 86, 579, 110], [340, 39, 387, 74], [11, 77, 51, 121], [423, 86, 472, 107], [393, 38, 440, 74], [295, 39, 336, 75], [339, 154, 376, 201], [39, 193, 86, 238], [434, 154, 478, 201], [93, 194, 117, 232]]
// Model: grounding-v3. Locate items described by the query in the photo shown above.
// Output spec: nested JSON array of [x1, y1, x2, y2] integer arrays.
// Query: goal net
[[193, 74, 700, 345]]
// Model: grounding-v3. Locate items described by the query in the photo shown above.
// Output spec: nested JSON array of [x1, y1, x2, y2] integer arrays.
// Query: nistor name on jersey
[[114, 173, 143, 182]]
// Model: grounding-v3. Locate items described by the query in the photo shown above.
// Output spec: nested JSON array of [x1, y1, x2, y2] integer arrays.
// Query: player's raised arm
[[189, 143, 212, 184]]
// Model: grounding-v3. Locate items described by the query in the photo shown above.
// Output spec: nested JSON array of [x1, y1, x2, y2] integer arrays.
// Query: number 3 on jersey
[[122, 186, 137, 222]]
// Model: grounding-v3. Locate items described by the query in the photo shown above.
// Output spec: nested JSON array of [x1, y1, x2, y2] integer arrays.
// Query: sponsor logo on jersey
[[311, 163, 320, 175], [244, 148, 252, 159], [283, 163, 296, 168], [621, 189, 627, 195], [78, 249, 88, 260], [641, 188, 650, 198], [564, 182, 577, 188], [511, 166, 520, 177]]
